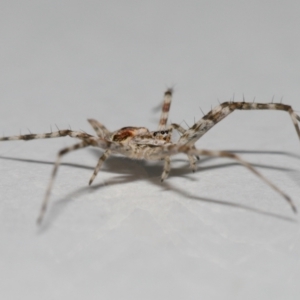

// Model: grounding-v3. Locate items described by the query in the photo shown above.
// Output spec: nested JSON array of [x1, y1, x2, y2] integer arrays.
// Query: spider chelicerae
[[1, 89, 299, 224]]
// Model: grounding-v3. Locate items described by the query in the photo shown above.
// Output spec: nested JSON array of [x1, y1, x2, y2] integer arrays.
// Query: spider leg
[[37, 140, 92, 224], [158, 89, 173, 130], [87, 119, 111, 139], [161, 145, 297, 213], [0, 130, 93, 142], [171, 123, 200, 170], [161, 156, 171, 182], [188, 149, 198, 172], [157, 89, 173, 180], [170, 123, 186, 134], [88, 149, 111, 185], [178, 102, 300, 146]]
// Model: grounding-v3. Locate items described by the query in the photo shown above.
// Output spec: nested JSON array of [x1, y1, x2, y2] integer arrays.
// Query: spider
[[1, 89, 299, 224]]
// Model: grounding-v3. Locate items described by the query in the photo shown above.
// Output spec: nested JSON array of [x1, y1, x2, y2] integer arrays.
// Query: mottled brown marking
[[23, 134, 36, 140], [203, 110, 224, 123], [162, 102, 171, 113], [165, 89, 172, 96], [221, 102, 230, 108], [59, 148, 69, 155], [112, 127, 135, 142], [191, 123, 198, 130], [229, 102, 242, 110], [275, 103, 290, 111]]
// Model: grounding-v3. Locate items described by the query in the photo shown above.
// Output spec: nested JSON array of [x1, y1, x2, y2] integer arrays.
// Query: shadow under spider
[[0, 148, 299, 230], [40, 170, 297, 232]]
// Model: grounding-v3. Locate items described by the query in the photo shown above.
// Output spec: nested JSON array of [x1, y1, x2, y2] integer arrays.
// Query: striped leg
[[158, 89, 173, 130], [170, 123, 186, 134], [0, 130, 93, 142], [188, 149, 198, 172], [179, 102, 300, 146], [161, 156, 171, 182], [37, 141, 90, 224], [158, 89, 173, 181], [87, 119, 111, 139], [171, 123, 199, 170], [88, 149, 111, 185]]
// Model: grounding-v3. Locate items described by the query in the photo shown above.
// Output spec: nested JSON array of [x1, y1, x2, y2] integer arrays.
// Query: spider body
[[1, 89, 299, 223], [111, 127, 172, 147]]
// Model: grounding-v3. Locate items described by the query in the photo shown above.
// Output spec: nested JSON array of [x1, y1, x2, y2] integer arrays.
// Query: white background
[[1, 1, 300, 299]]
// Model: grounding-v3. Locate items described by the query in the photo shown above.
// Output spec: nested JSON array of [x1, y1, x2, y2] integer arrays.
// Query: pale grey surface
[[1, 1, 300, 299]]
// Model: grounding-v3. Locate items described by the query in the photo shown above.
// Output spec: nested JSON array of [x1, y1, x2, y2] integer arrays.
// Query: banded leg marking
[[171, 123, 199, 170], [179, 102, 300, 146], [161, 156, 171, 182], [89, 150, 111, 186], [158, 89, 173, 130], [37, 141, 90, 224], [87, 119, 111, 139], [158, 89, 173, 182], [0, 130, 92, 142]]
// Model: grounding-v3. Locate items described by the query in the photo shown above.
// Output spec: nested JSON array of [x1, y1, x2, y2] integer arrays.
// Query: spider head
[[151, 129, 172, 143]]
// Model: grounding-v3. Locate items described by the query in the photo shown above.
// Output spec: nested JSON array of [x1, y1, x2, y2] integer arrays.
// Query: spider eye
[[153, 132, 157, 136], [161, 131, 165, 134]]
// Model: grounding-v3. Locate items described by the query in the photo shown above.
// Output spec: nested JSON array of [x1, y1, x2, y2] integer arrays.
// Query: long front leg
[[37, 141, 91, 224], [178, 102, 300, 146], [0, 130, 93, 142]]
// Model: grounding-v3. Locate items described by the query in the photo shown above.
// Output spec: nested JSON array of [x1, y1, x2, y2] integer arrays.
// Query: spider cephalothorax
[[1, 88, 299, 223], [111, 127, 172, 146]]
